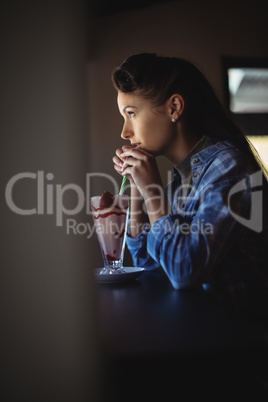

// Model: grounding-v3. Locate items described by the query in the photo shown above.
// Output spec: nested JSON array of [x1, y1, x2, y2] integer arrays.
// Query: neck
[[164, 123, 202, 166]]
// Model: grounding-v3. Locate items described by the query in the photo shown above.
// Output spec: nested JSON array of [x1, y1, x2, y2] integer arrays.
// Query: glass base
[[103, 259, 124, 269], [100, 267, 126, 275]]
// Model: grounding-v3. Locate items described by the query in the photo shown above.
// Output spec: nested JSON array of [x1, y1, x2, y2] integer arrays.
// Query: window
[[222, 57, 268, 168], [228, 68, 268, 113]]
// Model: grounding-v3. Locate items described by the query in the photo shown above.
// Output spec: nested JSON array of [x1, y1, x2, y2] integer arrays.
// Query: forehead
[[117, 91, 150, 112]]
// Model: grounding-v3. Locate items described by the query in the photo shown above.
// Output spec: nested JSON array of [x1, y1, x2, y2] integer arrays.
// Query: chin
[[148, 148, 162, 157], [141, 146, 160, 156]]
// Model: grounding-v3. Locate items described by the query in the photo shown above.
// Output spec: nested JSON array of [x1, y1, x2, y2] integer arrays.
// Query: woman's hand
[[114, 146, 170, 225], [113, 145, 170, 225], [118, 147, 163, 198], [113, 145, 134, 183]]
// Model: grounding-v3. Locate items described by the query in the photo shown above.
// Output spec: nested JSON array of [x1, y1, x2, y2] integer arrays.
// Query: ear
[[168, 94, 184, 122]]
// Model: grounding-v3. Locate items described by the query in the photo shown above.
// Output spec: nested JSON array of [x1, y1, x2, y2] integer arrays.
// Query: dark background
[[1, 0, 268, 400]]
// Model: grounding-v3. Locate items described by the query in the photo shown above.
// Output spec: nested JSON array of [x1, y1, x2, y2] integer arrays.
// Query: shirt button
[[192, 157, 199, 164], [193, 172, 200, 178]]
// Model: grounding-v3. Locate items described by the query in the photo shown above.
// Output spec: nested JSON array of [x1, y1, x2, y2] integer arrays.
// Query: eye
[[127, 111, 135, 118]]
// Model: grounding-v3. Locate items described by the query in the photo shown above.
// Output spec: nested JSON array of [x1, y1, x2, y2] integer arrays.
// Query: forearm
[[143, 186, 170, 226]]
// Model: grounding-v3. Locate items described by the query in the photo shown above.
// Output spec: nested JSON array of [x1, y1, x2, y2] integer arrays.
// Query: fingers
[[122, 144, 135, 152], [120, 148, 151, 161], [113, 148, 131, 176], [113, 148, 125, 168], [114, 164, 124, 175], [113, 146, 136, 168], [113, 149, 123, 176], [113, 145, 149, 178], [115, 145, 135, 157], [113, 154, 123, 167], [115, 148, 124, 160], [122, 155, 143, 173]]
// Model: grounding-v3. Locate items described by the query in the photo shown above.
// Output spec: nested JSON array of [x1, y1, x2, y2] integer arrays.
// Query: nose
[[121, 121, 133, 140]]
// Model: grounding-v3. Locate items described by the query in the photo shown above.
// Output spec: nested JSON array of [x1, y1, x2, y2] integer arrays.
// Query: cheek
[[146, 118, 171, 142], [143, 113, 166, 133], [142, 122, 172, 154]]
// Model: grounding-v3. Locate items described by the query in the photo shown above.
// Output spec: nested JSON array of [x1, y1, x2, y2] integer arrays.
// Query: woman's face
[[117, 90, 177, 156]]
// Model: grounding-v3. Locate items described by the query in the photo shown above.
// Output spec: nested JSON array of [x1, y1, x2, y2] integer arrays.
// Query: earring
[[172, 118, 176, 123]]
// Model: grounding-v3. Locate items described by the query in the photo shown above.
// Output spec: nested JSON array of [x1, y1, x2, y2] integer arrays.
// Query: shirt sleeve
[[146, 174, 252, 289], [126, 226, 161, 270]]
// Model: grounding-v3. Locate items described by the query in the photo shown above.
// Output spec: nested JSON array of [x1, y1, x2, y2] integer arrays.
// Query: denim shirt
[[126, 141, 268, 312]]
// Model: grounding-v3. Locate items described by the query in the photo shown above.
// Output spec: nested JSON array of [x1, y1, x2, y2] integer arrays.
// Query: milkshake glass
[[91, 194, 129, 274]]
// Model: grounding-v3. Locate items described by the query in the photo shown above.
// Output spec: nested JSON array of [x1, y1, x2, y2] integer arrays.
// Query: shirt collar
[[174, 135, 214, 181]]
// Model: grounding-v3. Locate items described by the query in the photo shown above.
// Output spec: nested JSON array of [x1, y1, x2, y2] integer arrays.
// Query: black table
[[95, 270, 267, 401]]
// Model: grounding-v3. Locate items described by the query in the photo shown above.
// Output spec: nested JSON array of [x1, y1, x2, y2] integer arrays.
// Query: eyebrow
[[122, 105, 138, 113]]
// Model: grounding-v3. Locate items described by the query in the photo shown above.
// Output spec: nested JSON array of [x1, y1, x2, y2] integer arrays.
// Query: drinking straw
[[118, 144, 140, 195], [119, 175, 127, 195]]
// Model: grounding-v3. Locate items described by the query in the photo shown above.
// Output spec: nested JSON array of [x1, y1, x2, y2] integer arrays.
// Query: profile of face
[[117, 90, 184, 156]]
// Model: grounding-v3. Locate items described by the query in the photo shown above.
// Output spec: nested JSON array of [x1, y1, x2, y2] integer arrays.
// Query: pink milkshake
[[91, 191, 129, 274]]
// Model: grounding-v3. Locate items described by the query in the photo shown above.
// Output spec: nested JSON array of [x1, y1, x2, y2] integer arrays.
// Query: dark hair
[[112, 53, 266, 175]]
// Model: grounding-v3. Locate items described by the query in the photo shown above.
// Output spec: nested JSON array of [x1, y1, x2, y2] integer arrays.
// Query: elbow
[[165, 265, 204, 290], [169, 276, 195, 290], [160, 247, 209, 290]]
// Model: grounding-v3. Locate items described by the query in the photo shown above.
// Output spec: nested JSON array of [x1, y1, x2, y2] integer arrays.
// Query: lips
[[131, 143, 141, 147]]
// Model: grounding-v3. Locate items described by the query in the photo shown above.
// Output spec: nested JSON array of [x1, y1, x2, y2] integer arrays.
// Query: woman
[[112, 53, 268, 313]]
